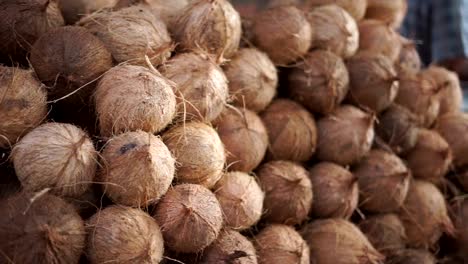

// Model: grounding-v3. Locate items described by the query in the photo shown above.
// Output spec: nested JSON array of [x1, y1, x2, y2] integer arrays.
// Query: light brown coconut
[[252, 5, 312, 65], [160, 52, 228, 122], [353, 149, 411, 213], [162, 122, 225, 188], [256, 161, 313, 225], [396, 37, 422, 76], [386, 249, 436, 264], [12, 123, 97, 198], [316, 105, 375, 166], [201, 229, 258, 264], [358, 19, 402, 62], [213, 172, 264, 230], [0, 66, 47, 149], [288, 50, 350, 115], [213, 107, 268, 172], [423, 66, 463, 115], [260, 99, 317, 162], [0, 192, 85, 264], [365, 0, 408, 29], [254, 225, 309, 264], [223, 48, 277, 112], [95, 64, 176, 137], [306, 5, 359, 59], [305, 0, 367, 20], [58, 0, 117, 24], [451, 198, 468, 260], [399, 180, 454, 249], [302, 219, 384, 264], [359, 214, 407, 254], [154, 184, 223, 253], [87, 205, 164, 263], [309, 162, 358, 219], [435, 113, 468, 168]]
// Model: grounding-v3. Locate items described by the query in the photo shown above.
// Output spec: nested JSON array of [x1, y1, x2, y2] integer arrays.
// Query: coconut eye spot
[[119, 142, 138, 154]]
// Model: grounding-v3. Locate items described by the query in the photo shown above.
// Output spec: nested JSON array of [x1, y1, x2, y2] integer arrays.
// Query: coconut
[[87, 205, 164, 263], [358, 19, 402, 62], [308, 162, 358, 219], [365, 0, 408, 29], [213, 107, 268, 172], [154, 184, 223, 253], [254, 225, 309, 264], [162, 122, 225, 188], [316, 105, 375, 166], [160, 52, 228, 122], [201, 229, 258, 264], [95, 64, 176, 137], [359, 214, 406, 254], [354, 149, 410, 213], [451, 198, 468, 260], [386, 249, 436, 264], [0, 192, 85, 264], [213, 172, 264, 230], [302, 219, 384, 264], [252, 5, 311, 65], [435, 113, 468, 168], [288, 50, 349, 115], [260, 99, 317, 162], [423, 66, 463, 115], [223, 48, 277, 112], [399, 180, 454, 249], [306, 5, 359, 58], [347, 52, 399, 113], [12, 123, 96, 198], [267, 0, 301, 8], [396, 37, 422, 76], [456, 170, 468, 192], [305, 0, 367, 21], [58, 0, 117, 24], [256, 161, 312, 225]]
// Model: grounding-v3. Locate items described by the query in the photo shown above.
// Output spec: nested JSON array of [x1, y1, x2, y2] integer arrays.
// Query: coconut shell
[[309, 162, 358, 219], [396, 37, 422, 76], [288, 50, 349, 115], [254, 225, 309, 264], [358, 19, 402, 62], [435, 113, 468, 168], [260, 99, 317, 162], [305, 0, 367, 20], [252, 5, 312, 65], [359, 214, 406, 254], [223, 48, 277, 112], [154, 184, 223, 253], [0, 192, 85, 264], [213, 107, 268, 172], [162, 122, 225, 188], [386, 249, 436, 264], [450, 198, 468, 260], [306, 5, 359, 58], [365, 0, 408, 29], [201, 229, 258, 264], [95, 64, 176, 136], [424, 66, 463, 115], [316, 105, 375, 166], [87, 205, 164, 263], [256, 161, 313, 225], [58, 0, 117, 24], [302, 219, 384, 264], [12, 123, 97, 198]]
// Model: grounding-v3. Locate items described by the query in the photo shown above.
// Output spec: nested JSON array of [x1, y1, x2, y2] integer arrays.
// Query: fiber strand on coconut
[[201, 229, 258, 264], [304, 0, 367, 21], [58, 0, 118, 24]]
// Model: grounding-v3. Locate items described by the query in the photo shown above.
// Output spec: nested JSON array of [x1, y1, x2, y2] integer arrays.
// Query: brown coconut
[[306, 5, 359, 58], [435, 113, 468, 168], [302, 219, 384, 264], [354, 149, 411, 213], [424, 66, 463, 115], [396, 37, 422, 76], [0, 192, 85, 264], [305, 0, 367, 20], [260, 99, 317, 162], [387, 249, 436, 264], [451, 198, 468, 260], [223, 48, 278, 112], [154, 184, 223, 253], [12, 123, 97, 198], [58, 0, 117, 24], [365, 0, 408, 29], [288, 50, 350, 115], [309, 162, 358, 219], [160, 52, 228, 122], [256, 161, 313, 225], [252, 5, 312, 65], [456, 170, 468, 192], [201, 229, 258, 264], [213, 172, 264, 230], [254, 225, 309, 264], [399, 180, 454, 249], [213, 107, 268, 172], [267, 0, 301, 8], [95, 65, 176, 136], [358, 214, 407, 254], [87, 205, 164, 263], [162, 122, 225, 188], [316, 105, 375, 166], [347, 52, 399, 113], [358, 19, 402, 62]]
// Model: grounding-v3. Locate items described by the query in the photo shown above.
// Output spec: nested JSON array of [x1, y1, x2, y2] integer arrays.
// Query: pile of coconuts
[[0, 0, 467, 263]]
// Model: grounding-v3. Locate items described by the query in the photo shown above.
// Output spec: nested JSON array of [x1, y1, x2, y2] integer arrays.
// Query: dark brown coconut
[[223, 48, 277, 112], [358, 19, 402, 62], [386, 249, 436, 264], [424, 66, 463, 115], [260, 99, 317, 162], [396, 37, 422, 76], [154, 184, 223, 253], [435, 113, 468, 168], [12, 123, 97, 198], [254, 225, 309, 264], [302, 219, 384, 264], [288, 50, 350, 115], [316, 105, 375, 166], [252, 5, 312, 65], [359, 214, 407, 254], [305, 0, 367, 21], [58, 0, 117, 24], [256, 161, 313, 225], [95, 65, 176, 136], [450, 198, 468, 260], [162, 122, 225, 188], [0, 192, 85, 264], [213, 107, 268, 172], [201, 229, 258, 264], [87, 205, 164, 263], [365, 0, 408, 29], [309, 162, 358, 219]]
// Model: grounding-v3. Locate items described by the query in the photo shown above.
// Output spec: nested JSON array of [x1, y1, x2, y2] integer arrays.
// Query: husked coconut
[[58, 0, 117, 24], [202, 229, 258, 264], [359, 214, 407, 254], [396, 37, 422, 76], [423, 66, 463, 115], [305, 0, 367, 20], [435, 112, 468, 168], [365, 0, 408, 29], [386, 249, 436, 264], [358, 19, 402, 62]]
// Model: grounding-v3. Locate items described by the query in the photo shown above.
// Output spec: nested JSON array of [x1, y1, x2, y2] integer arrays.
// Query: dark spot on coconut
[[0, 99, 29, 111], [119, 143, 138, 154]]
